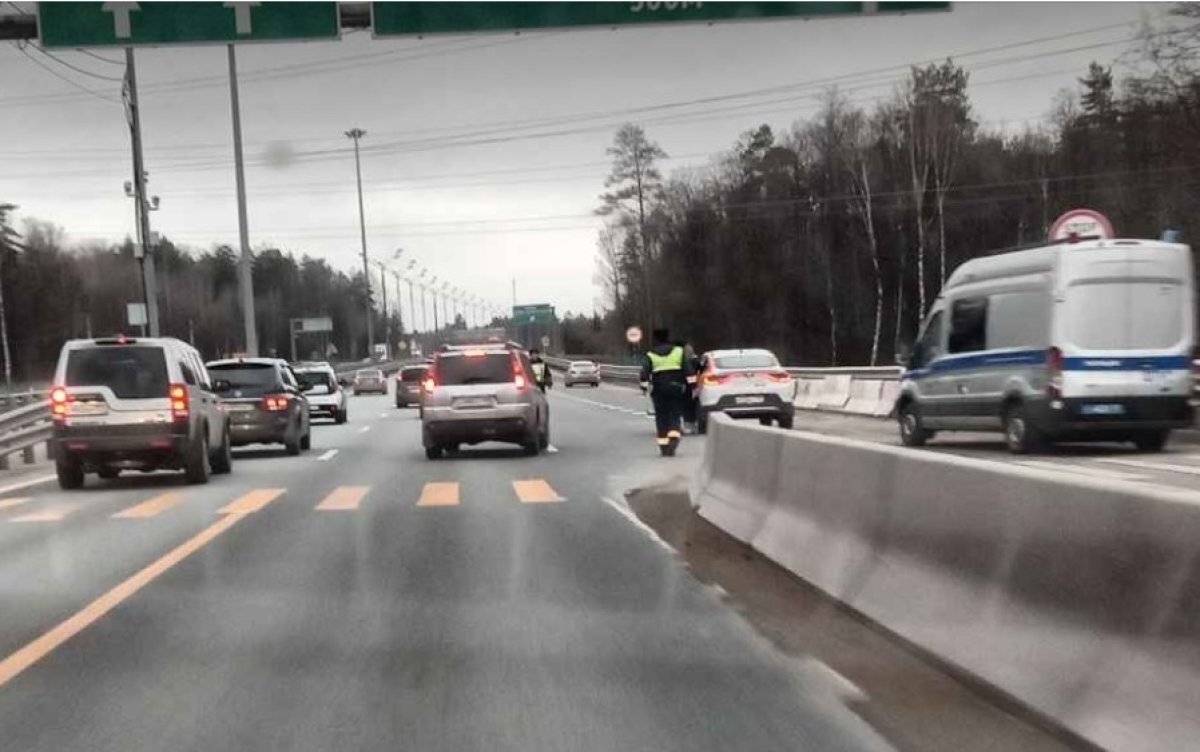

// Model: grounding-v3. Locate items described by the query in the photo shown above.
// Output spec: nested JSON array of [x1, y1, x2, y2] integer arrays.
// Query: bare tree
[[593, 222, 625, 312], [0, 204, 19, 390]]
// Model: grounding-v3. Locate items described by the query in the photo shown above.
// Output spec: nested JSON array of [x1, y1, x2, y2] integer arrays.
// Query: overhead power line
[[11, 41, 121, 105], [30, 43, 124, 81]]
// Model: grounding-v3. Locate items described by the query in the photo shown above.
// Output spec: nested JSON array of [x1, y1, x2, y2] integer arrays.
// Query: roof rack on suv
[[438, 340, 525, 352]]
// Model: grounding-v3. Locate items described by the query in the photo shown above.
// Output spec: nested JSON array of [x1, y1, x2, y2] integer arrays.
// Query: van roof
[[944, 238, 1189, 292]]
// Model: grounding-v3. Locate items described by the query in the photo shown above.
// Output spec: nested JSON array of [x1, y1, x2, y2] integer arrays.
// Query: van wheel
[[898, 403, 932, 447], [56, 456, 84, 490], [185, 433, 211, 485], [1003, 403, 1043, 454], [1134, 429, 1169, 452]]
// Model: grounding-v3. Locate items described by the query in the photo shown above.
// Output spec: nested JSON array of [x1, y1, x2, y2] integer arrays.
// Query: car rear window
[[208, 363, 280, 395], [571, 362, 597, 371], [437, 353, 512, 385], [358, 370, 383, 378], [400, 367, 428, 382], [713, 353, 779, 369], [65, 346, 169, 399], [298, 370, 334, 389]]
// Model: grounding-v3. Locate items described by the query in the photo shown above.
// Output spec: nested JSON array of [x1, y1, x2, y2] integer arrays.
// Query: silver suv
[[421, 343, 550, 459], [51, 336, 232, 489]]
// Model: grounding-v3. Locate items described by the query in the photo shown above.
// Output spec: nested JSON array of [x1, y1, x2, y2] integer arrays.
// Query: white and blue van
[[897, 238, 1195, 453]]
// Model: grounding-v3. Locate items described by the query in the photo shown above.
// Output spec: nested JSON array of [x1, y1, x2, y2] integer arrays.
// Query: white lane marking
[[1016, 460, 1148, 482], [0, 475, 55, 496], [379, 411, 389, 418], [546, 444, 559, 454], [317, 449, 339, 461], [599, 496, 674, 553], [1096, 457, 1200, 476], [358, 426, 371, 433], [797, 658, 868, 704]]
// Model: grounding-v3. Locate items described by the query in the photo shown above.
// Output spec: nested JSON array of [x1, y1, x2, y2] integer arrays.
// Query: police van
[[897, 237, 1195, 453]]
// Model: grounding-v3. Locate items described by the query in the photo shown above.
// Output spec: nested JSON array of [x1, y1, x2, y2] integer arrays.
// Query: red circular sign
[[1048, 208, 1114, 241]]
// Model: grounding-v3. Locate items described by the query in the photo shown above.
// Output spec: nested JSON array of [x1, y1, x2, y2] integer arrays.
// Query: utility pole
[[228, 44, 258, 356], [346, 127, 372, 358], [371, 260, 389, 356], [430, 278, 440, 332], [123, 48, 160, 337]]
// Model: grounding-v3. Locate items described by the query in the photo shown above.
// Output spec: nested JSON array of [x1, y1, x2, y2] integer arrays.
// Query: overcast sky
[[1, 2, 1161, 317]]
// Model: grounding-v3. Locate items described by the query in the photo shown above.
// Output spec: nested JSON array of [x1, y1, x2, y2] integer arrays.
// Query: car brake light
[[766, 370, 792, 383], [50, 386, 69, 421], [701, 373, 732, 386], [169, 383, 189, 421], [262, 394, 290, 412], [1047, 346, 1064, 398]]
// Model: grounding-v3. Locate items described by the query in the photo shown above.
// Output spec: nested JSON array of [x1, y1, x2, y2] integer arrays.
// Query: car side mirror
[[212, 379, 232, 393]]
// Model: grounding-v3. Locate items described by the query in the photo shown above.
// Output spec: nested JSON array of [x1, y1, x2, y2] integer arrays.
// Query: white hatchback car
[[293, 362, 348, 424], [695, 348, 796, 433]]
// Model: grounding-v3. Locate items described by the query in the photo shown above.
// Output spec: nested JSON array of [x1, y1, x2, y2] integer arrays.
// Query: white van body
[[897, 239, 1195, 452]]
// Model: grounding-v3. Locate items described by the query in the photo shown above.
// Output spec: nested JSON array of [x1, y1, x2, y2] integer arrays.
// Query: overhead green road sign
[[372, 2, 950, 37], [38, 2, 340, 49], [513, 304, 556, 324]]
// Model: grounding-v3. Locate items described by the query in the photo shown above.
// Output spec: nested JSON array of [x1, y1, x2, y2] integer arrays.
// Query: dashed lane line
[[316, 449, 339, 461], [0, 475, 55, 496]]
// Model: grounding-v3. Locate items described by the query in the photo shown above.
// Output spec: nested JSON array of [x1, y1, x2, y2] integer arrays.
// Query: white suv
[[293, 362, 348, 424]]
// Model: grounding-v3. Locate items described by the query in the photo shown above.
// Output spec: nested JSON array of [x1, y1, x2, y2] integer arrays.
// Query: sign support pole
[[229, 44, 258, 357]]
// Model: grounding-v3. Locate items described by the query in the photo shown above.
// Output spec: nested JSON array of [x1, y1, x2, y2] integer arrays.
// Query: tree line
[[590, 4, 1200, 366]]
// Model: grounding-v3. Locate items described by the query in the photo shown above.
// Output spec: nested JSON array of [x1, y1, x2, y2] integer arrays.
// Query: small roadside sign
[[126, 302, 147, 327], [1049, 209, 1114, 242], [626, 326, 643, 345], [540, 335, 551, 349]]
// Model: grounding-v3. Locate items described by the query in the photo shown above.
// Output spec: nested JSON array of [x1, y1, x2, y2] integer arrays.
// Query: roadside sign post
[[1048, 208, 1114, 242], [126, 302, 147, 335]]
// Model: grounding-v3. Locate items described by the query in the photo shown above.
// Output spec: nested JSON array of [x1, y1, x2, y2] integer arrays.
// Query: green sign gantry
[[37, 2, 340, 49], [371, 2, 950, 37]]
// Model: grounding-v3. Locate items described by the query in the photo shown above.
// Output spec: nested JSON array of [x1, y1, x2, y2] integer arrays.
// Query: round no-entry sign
[[1049, 208, 1114, 241], [626, 326, 643, 345]]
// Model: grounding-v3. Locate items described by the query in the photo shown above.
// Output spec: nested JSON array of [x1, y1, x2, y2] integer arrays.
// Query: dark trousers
[[652, 385, 685, 440]]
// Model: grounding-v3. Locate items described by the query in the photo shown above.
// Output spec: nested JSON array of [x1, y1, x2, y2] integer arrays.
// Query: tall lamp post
[[345, 126, 371, 358]]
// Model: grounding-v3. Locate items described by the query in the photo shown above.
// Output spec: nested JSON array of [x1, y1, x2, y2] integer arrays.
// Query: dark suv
[[51, 336, 233, 489], [207, 358, 312, 455]]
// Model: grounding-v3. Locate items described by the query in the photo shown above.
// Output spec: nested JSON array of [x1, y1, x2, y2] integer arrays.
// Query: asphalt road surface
[[0, 390, 890, 752]]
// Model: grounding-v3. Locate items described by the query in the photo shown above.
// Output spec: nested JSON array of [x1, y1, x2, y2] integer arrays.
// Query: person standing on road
[[639, 328, 696, 456], [529, 349, 553, 393]]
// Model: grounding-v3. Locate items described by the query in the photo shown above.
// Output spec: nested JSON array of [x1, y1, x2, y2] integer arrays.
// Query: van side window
[[949, 297, 988, 354], [914, 311, 944, 367]]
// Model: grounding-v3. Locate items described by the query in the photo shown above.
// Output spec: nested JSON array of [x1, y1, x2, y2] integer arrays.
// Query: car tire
[[284, 425, 301, 456], [211, 426, 233, 475], [697, 410, 709, 435], [759, 417, 773, 427], [97, 466, 119, 480], [425, 445, 442, 460], [335, 408, 348, 425], [1134, 429, 1169, 452], [56, 455, 84, 490], [523, 434, 541, 456], [539, 420, 550, 450], [1003, 403, 1043, 454], [300, 428, 312, 452], [898, 402, 932, 448], [185, 432, 211, 485], [777, 414, 794, 430]]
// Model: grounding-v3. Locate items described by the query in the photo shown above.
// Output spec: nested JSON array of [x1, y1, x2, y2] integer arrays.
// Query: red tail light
[[262, 394, 291, 412], [169, 383, 189, 421], [50, 386, 69, 421], [701, 372, 732, 386], [1047, 347, 1063, 398], [765, 370, 792, 383], [512, 353, 528, 389]]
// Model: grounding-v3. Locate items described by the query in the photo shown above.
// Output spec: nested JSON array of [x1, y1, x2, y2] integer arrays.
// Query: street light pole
[[371, 260, 389, 356], [228, 44, 258, 356], [346, 127, 371, 358], [123, 47, 160, 337]]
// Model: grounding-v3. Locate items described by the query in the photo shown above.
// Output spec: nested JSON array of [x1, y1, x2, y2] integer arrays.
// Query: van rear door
[[1058, 243, 1194, 399]]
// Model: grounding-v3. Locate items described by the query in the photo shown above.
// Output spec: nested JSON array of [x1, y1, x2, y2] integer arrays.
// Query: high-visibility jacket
[[647, 346, 684, 373], [640, 344, 694, 394]]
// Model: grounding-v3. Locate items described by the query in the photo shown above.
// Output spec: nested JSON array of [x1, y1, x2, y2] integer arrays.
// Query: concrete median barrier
[[693, 414, 1200, 752], [815, 375, 852, 409], [874, 380, 900, 418], [843, 379, 883, 415]]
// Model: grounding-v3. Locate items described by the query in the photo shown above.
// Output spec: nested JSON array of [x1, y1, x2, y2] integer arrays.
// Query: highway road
[[0, 390, 890, 752]]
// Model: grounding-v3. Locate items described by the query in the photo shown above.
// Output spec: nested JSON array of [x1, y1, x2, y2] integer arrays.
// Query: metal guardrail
[[0, 399, 52, 470]]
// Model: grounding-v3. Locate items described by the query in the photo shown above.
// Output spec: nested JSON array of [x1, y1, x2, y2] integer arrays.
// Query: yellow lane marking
[[417, 482, 459, 507], [0, 498, 31, 511], [316, 486, 370, 512], [512, 479, 564, 504], [113, 491, 185, 520], [0, 488, 283, 689], [218, 488, 285, 515], [9, 503, 80, 523]]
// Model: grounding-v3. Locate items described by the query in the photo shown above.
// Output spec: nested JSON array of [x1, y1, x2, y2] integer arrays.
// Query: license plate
[[1082, 403, 1125, 416], [70, 402, 107, 415], [735, 395, 765, 405], [227, 403, 256, 413], [454, 397, 493, 409]]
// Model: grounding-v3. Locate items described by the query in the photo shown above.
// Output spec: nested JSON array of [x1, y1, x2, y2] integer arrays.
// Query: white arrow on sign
[[223, 1, 261, 35], [101, 2, 140, 39]]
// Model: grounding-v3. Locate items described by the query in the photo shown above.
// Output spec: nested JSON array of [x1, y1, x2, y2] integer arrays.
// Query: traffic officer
[[529, 349, 553, 393], [639, 328, 696, 456]]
